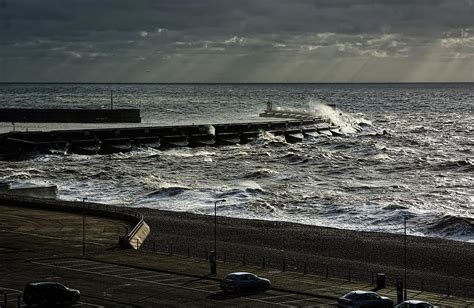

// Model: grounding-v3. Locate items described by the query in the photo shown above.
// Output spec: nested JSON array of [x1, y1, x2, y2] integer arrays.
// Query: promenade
[[0, 204, 473, 307]]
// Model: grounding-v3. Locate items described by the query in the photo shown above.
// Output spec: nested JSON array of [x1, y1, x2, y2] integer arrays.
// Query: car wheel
[[72, 294, 80, 304]]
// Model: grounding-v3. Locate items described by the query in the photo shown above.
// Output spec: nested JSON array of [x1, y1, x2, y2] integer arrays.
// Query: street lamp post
[[404, 216, 409, 301], [214, 199, 226, 256], [82, 197, 88, 256]]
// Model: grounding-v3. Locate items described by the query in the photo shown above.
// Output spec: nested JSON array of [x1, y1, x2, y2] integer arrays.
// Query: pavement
[[1, 204, 473, 307]]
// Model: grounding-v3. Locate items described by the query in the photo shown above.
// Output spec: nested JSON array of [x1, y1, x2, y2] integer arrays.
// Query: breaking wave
[[242, 168, 279, 179], [427, 215, 474, 239], [308, 99, 373, 134], [146, 187, 190, 198]]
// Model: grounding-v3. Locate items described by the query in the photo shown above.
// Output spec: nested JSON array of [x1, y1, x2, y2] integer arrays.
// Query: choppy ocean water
[[0, 83, 473, 242]]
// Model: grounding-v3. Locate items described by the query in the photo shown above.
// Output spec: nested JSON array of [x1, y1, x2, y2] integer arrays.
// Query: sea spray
[[308, 99, 372, 134]]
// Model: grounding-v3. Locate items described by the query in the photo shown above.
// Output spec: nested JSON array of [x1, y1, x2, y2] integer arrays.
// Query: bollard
[[282, 259, 286, 272], [396, 278, 403, 304], [304, 262, 307, 275], [326, 265, 329, 278], [376, 273, 386, 289], [187, 246, 190, 258], [262, 256, 266, 269]]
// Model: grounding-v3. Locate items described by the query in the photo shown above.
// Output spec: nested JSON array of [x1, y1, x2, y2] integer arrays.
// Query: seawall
[[0, 108, 141, 123]]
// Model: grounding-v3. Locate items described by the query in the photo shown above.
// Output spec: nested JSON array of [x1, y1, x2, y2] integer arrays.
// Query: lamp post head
[[214, 199, 226, 205]]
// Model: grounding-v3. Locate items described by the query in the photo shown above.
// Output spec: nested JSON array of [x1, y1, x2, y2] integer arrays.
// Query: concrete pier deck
[[0, 118, 338, 158]]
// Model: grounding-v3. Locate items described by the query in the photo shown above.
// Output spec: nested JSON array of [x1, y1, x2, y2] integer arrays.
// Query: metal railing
[[139, 239, 474, 298]]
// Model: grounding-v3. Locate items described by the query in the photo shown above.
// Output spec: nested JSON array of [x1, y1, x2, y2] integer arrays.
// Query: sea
[[0, 83, 473, 242]]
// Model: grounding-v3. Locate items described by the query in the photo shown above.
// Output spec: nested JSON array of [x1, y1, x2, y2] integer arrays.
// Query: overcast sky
[[1, 0, 473, 82]]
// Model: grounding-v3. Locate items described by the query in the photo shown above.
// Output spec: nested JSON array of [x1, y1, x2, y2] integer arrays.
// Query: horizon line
[[1, 81, 474, 85]]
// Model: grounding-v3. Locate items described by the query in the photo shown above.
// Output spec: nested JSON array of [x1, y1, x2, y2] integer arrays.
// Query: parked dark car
[[337, 290, 393, 308], [220, 272, 271, 293], [23, 282, 80, 307], [395, 300, 437, 308]]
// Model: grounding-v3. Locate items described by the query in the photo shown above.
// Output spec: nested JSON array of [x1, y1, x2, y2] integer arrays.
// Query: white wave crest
[[141, 175, 190, 191], [308, 99, 372, 134], [160, 148, 217, 158]]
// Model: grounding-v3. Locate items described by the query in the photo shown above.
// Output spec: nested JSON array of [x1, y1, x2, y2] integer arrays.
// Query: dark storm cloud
[[3, 0, 474, 39], [1, 0, 473, 81]]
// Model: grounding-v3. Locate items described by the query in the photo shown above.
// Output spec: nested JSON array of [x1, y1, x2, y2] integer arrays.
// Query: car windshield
[[365, 293, 380, 300], [343, 292, 361, 300], [225, 275, 238, 280], [56, 284, 66, 290]]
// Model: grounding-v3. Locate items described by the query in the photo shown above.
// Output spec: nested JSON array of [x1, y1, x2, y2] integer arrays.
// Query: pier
[[0, 118, 339, 159]]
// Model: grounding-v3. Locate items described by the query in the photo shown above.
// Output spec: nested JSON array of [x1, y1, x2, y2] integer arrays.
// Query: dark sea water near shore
[[0, 83, 472, 242]]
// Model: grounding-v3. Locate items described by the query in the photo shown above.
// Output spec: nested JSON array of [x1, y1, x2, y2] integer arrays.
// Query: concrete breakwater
[[0, 108, 141, 123], [0, 119, 339, 159]]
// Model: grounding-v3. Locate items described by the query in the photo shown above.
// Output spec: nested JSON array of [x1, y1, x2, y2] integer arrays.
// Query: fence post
[[243, 254, 246, 266], [282, 259, 286, 272], [187, 246, 190, 258], [18, 294, 21, 308], [304, 262, 307, 275], [447, 282, 450, 297], [262, 256, 266, 269], [4, 293, 7, 308], [326, 265, 329, 278], [421, 279, 424, 292]]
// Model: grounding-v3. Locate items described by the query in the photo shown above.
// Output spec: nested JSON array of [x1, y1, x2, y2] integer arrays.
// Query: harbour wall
[[0, 119, 338, 158], [0, 108, 141, 123]]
